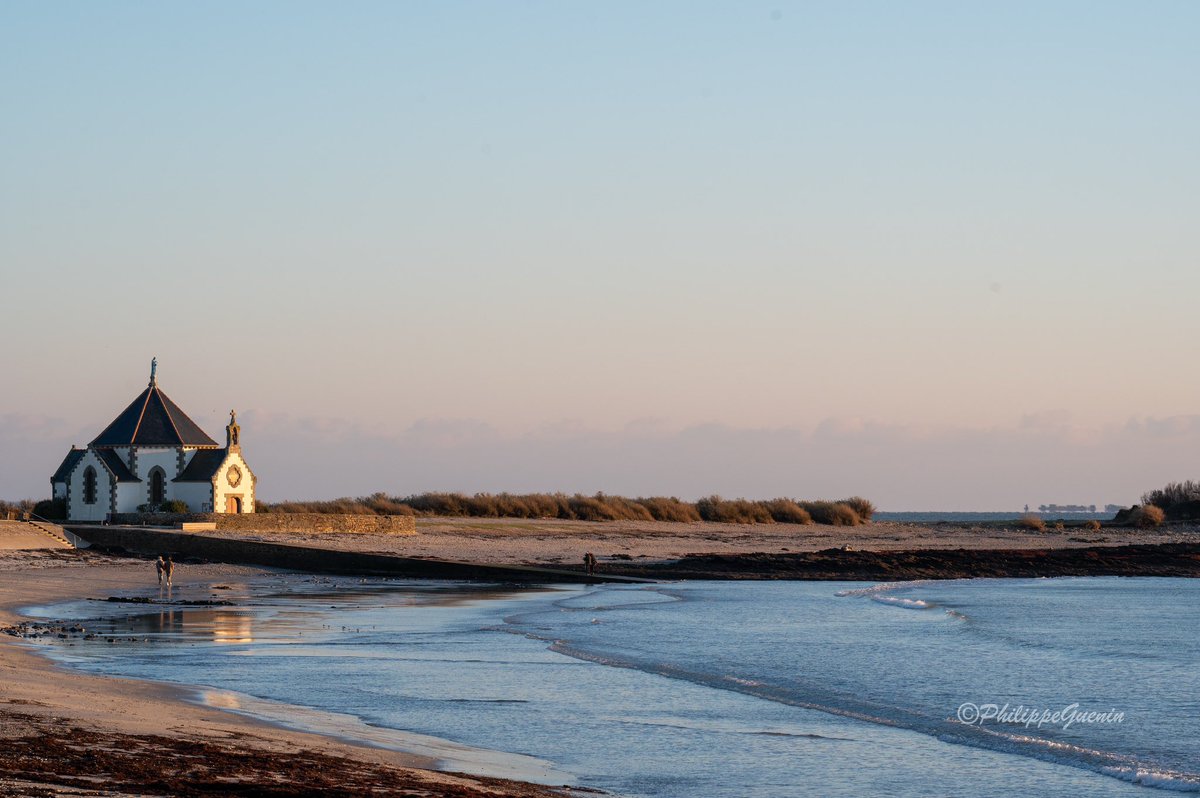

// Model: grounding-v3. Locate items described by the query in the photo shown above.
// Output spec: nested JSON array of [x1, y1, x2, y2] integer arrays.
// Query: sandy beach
[[6, 517, 1199, 793], [0, 545, 575, 798]]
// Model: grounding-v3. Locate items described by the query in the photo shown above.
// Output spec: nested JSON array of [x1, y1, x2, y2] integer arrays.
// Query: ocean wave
[[606, 715, 857, 741], [869, 596, 933, 610], [1103, 767, 1200, 792], [834, 580, 934, 598], [542, 639, 1200, 793]]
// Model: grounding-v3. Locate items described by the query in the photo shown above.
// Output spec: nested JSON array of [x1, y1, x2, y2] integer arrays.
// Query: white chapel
[[51, 360, 256, 521]]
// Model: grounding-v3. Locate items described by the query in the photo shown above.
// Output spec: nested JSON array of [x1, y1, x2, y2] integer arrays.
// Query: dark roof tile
[[51, 449, 86, 483], [91, 384, 219, 447], [96, 449, 139, 482], [174, 449, 228, 482]]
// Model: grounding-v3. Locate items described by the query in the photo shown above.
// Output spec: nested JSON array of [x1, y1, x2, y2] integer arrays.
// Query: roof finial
[[149, 357, 158, 387], [227, 409, 241, 448]]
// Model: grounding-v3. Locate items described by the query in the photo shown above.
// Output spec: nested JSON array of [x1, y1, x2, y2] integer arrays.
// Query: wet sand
[[604, 542, 1200, 580], [0, 548, 577, 798]]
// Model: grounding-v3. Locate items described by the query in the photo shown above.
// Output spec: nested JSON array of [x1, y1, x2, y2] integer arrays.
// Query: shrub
[[592, 493, 655, 522], [838, 496, 876, 522], [696, 496, 774, 524], [258, 496, 413, 516], [1084, 519, 1102, 531], [568, 494, 626, 522], [633, 497, 703, 523], [1054, 521, 1065, 530], [32, 498, 66, 520], [403, 492, 469, 516], [1142, 480, 1200, 510], [161, 499, 190, 513], [0, 498, 36, 520], [1018, 514, 1046, 531], [1130, 505, 1165, 529], [799, 501, 863, 526], [360, 492, 413, 516], [762, 499, 813, 525]]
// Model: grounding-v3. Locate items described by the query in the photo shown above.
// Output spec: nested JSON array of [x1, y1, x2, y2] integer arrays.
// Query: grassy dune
[[259, 492, 876, 526]]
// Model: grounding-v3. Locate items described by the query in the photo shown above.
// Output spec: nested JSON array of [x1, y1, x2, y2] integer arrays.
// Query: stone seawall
[[106, 512, 416, 535]]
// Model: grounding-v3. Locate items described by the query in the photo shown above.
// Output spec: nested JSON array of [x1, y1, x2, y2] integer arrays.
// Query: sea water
[[25, 577, 1200, 796]]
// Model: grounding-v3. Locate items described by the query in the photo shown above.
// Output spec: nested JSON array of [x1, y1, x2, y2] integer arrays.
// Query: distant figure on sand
[[584, 552, 597, 576], [156, 555, 174, 587]]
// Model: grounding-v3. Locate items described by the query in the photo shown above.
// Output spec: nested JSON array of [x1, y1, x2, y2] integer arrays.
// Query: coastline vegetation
[[1104, 479, 1200, 526], [0, 498, 36, 520], [258, 492, 877, 526], [1140, 480, 1200, 520], [1128, 504, 1166, 528], [1018, 514, 1046, 531]]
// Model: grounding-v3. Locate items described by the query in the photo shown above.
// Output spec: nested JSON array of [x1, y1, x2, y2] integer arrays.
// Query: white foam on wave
[[946, 724, 1200, 793], [1104, 767, 1200, 792], [834, 580, 934, 598], [870, 596, 933, 609]]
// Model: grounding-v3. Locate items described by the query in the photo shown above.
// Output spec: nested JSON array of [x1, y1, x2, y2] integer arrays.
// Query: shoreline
[[6, 519, 1199, 794], [588, 542, 1200, 580], [190, 514, 1200, 563], [0, 552, 580, 797], [64, 515, 1200, 582]]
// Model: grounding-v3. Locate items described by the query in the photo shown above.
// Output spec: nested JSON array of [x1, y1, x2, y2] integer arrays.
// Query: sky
[[1, 2, 1197, 509]]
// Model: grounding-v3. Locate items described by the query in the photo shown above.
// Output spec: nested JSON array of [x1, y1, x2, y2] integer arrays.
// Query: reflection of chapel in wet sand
[[51, 360, 257, 521]]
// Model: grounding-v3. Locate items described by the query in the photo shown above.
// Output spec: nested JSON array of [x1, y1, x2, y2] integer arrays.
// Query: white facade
[[50, 370, 256, 521], [174, 481, 216, 513], [54, 439, 257, 521], [213, 450, 256, 514], [65, 449, 117, 522]]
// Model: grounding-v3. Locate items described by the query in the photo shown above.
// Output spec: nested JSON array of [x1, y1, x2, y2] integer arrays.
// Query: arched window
[[82, 467, 98, 505], [149, 467, 166, 505]]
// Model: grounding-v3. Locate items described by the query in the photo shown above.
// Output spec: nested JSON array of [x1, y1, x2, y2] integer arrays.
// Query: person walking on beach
[[156, 555, 167, 585], [584, 552, 597, 576], [160, 555, 174, 587]]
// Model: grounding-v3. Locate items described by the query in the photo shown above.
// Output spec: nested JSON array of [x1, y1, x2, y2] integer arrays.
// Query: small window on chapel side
[[150, 467, 166, 505], [83, 467, 97, 505]]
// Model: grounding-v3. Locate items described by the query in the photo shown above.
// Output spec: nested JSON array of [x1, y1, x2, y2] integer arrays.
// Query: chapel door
[[226, 496, 242, 514]]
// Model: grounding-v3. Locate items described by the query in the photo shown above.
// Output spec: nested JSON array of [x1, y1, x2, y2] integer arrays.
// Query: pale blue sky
[[2, 2, 1197, 506]]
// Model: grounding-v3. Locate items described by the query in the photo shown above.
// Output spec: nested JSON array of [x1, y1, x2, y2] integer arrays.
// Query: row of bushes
[[1140, 481, 1200, 520], [0, 499, 36, 520], [1111, 504, 1166, 528], [259, 492, 876, 526], [1023, 506, 1169, 530], [0, 498, 68, 521], [1017, 515, 1105, 532]]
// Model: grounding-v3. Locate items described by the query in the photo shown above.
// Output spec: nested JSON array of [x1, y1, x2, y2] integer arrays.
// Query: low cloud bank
[[7, 412, 1197, 510]]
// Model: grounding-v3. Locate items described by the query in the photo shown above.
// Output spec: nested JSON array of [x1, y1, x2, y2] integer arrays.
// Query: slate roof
[[90, 384, 219, 447], [51, 449, 86, 483], [174, 449, 229, 482], [95, 449, 140, 482]]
